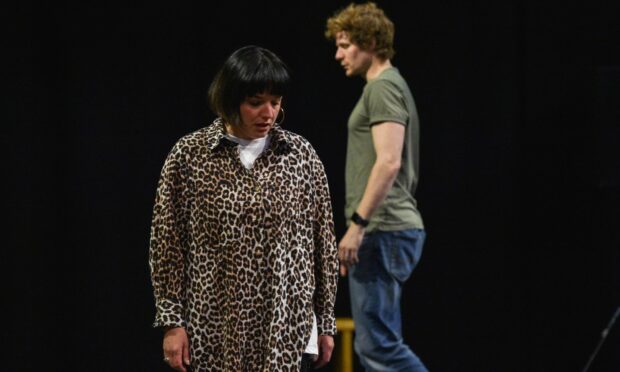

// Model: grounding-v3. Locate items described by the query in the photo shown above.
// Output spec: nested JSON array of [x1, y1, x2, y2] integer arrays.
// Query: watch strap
[[351, 211, 369, 227]]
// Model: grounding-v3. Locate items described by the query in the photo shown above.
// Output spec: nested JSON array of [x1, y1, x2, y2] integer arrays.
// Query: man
[[325, 3, 428, 371]]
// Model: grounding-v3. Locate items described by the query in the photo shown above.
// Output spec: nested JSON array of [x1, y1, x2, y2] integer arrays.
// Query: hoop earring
[[274, 107, 285, 126]]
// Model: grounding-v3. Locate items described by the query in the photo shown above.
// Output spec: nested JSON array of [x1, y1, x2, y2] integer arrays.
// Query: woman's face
[[230, 92, 282, 140]]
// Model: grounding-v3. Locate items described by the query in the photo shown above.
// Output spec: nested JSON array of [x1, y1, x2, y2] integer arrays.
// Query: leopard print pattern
[[149, 119, 338, 371]]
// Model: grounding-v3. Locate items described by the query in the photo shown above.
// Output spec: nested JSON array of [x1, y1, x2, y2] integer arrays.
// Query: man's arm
[[338, 122, 405, 275]]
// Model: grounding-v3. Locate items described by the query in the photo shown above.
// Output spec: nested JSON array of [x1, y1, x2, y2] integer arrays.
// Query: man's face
[[334, 31, 373, 78]]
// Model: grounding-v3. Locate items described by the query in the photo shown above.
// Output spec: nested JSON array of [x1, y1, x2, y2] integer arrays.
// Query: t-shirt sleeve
[[365, 79, 408, 126]]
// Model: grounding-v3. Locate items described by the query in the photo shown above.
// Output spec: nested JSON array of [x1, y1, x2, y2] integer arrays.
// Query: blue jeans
[[349, 229, 428, 372]]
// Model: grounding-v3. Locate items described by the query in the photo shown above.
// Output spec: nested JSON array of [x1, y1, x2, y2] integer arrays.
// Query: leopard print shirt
[[149, 118, 338, 371]]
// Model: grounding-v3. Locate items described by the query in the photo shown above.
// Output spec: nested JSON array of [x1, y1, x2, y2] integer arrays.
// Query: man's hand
[[314, 335, 335, 369], [163, 327, 191, 371], [338, 224, 365, 276]]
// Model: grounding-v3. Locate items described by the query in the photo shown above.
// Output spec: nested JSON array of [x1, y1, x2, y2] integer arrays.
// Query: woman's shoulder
[[170, 122, 220, 154], [274, 127, 317, 153], [276, 127, 305, 143], [274, 127, 328, 167], [176, 126, 210, 145]]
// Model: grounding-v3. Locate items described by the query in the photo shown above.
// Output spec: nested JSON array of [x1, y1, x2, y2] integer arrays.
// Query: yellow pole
[[336, 317, 355, 372]]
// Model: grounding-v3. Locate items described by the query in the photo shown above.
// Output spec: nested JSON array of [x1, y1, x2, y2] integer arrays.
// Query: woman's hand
[[163, 327, 191, 371], [314, 335, 335, 368]]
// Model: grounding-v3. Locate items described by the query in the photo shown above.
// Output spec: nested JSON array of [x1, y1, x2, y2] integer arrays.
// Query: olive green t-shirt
[[345, 67, 424, 232]]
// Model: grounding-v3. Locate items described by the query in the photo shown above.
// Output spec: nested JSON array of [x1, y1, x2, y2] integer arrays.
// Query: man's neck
[[364, 58, 392, 81]]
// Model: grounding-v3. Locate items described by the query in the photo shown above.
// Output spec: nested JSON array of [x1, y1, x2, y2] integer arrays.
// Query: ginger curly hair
[[325, 2, 395, 60]]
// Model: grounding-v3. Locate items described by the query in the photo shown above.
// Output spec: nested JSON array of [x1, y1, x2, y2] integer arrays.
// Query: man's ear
[[369, 38, 376, 52]]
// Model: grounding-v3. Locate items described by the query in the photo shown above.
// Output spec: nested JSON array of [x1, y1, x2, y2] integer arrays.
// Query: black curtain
[[9, 1, 620, 371]]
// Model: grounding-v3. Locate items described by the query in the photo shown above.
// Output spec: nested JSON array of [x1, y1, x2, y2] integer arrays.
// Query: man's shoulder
[[371, 67, 408, 87], [363, 70, 408, 100], [364, 67, 416, 106]]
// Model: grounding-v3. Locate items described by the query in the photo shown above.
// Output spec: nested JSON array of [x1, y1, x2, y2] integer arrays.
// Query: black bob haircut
[[208, 45, 290, 125]]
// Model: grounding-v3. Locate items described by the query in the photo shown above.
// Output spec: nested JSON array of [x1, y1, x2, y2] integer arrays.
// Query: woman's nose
[[260, 104, 276, 118]]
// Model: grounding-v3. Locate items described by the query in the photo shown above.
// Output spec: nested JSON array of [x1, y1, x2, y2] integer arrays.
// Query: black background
[[9, 1, 620, 371]]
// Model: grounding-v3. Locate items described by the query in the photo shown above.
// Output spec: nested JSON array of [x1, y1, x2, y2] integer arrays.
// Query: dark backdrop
[[9, 1, 620, 371]]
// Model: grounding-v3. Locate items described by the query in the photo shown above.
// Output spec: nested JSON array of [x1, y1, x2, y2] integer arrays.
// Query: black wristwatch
[[351, 211, 369, 227]]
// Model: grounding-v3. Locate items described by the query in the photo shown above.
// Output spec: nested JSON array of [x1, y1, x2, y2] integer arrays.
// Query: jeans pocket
[[385, 230, 424, 283], [352, 234, 382, 282]]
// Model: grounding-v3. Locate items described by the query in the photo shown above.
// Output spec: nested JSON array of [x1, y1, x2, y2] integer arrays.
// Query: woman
[[149, 46, 338, 371]]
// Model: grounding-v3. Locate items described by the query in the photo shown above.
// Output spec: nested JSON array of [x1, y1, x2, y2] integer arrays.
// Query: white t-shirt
[[225, 133, 270, 169], [305, 313, 319, 355], [225, 133, 319, 355]]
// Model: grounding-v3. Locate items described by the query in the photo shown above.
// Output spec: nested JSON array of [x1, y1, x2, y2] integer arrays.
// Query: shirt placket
[[236, 147, 267, 227]]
